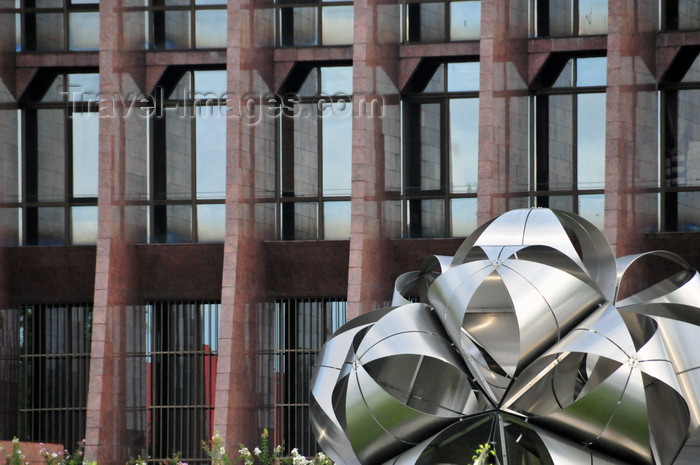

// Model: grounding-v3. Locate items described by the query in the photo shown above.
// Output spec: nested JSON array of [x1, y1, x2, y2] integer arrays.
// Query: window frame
[[275, 0, 354, 47], [20, 0, 100, 52], [402, 0, 481, 43], [149, 0, 228, 50]]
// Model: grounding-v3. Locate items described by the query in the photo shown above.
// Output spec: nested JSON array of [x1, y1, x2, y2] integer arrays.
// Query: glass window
[[151, 0, 227, 50], [404, 0, 480, 43], [21, 1, 99, 52], [403, 61, 479, 238], [21, 72, 100, 246], [533, 57, 606, 228], [279, 66, 353, 240], [533, 0, 608, 37], [278, 0, 354, 46], [662, 54, 700, 230], [151, 70, 226, 243], [19, 303, 92, 448], [665, 0, 700, 31]]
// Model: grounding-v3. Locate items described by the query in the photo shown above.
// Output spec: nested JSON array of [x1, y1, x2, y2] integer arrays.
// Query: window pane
[[196, 109, 226, 199], [578, 0, 608, 35], [408, 3, 445, 42], [72, 112, 99, 198], [577, 93, 606, 190], [194, 70, 227, 96], [166, 205, 192, 242], [321, 6, 354, 45], [164, 10, 191, 49], [578, 194, 605, 230], [290, 7, 318, 46], [677, 192, 700, 231], [546, 195, 573, 212], [38, 207, 65, 246], [416, 103, 441, 191], [449, 98, 478, 193], [68, 74, 100, 102], [69, 12, 100, 51], [451, 198, 477, 237], [408, 198, 445, 238], [37, 109, 66, 202], [196, 0, 227, 4], [323, 201, 350, 240], [35, 13, 65, 52], [321, 67, 353, 95], [679, 0, 700, 30], [166, 108, 193, 200], [195, 10, 227, 48], [283, 202, 318, 240], [576, 57, 607, 87], [322, 105, 352, 196], [675, 89, 700, 187], [291, 104, 318, 197], [197, 204, 225, 242], [71, 206, 98, 245], [423, 64, 446, 93], [547, 94, 574, 190], [548, 0, 573, 36], [447, 62, 480, 92], [450, 1, 480, 40]]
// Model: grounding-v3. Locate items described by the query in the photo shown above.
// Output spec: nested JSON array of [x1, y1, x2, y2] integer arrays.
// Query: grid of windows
[[278, 66, 353, 240], [402, 0, 481, 43], [532, 0, 608, 37], [151, 69, 227, 243], [529, 56, 606, 230], [19, 0, 100, 52], [144, 301, 220, 463], [18, 303, 92, 449], [150, 0, 227, 50], [402, 61, 480, 238], [276, 0, 354, 46], [272, 298, 346, 455], [20, 72, 100, 246], [662, 51, 700, 231], [664, 0, 700, 31]]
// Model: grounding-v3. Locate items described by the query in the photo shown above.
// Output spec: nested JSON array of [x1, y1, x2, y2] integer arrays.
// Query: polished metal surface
[[310, 208, 700, 464]]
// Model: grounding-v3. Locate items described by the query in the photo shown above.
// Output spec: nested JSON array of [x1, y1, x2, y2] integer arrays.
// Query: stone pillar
[[85, 0, 147, 463], [214, 0, 276, 448], [477, 0, 529, 225], [346, 0, 401, 319], [604, 0, 658, 256]]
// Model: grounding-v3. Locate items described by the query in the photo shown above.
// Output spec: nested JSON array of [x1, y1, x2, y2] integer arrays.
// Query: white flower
[[51, 453, 58, 459], [219, 446, 226, 456], [253, 448, 261, 456], [12, 438, 19, 444], [274, 445, 283, 455], [245, 460, 253, 465], [290, 448, 299, 457]]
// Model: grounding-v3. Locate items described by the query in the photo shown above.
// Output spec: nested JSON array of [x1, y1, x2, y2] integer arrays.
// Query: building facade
[[0, 0, 699, 463]]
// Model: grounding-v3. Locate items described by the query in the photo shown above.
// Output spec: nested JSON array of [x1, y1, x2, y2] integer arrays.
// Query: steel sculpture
[[310, 208, 700, 465]]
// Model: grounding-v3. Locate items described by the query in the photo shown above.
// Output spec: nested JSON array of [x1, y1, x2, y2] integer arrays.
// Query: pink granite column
[[346, 0, 401, 319], [214, 0, 276, 448], [604, 0, 658, 256], [85, 0, 147, 463], [477, 0, 529, 225]]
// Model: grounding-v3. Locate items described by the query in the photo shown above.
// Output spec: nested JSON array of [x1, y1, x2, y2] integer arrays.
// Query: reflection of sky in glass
[[195, 10, 227, 49], [194, 70, 227, 96], [322, 103, 352, 196], [447, 62, 480, 92], [324, 201, 351, 239], [450, 98, 479, 192], [71, 206, 98, 245], [69, 12, 100, 51], [577, 57, 607, 87], [577, 93, 606, 189], [197, 204, 225, 242], [72, 112, 99, 198], [321, 67, 353, 95], [322, 6, 354, 45], [196, 109, 226, 198], [578, 194, 604, 230], [68, 73, 100, 101], [578, 0, 608, 35], [450, 1, 481, 40], [451, 198, 477, 237]]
